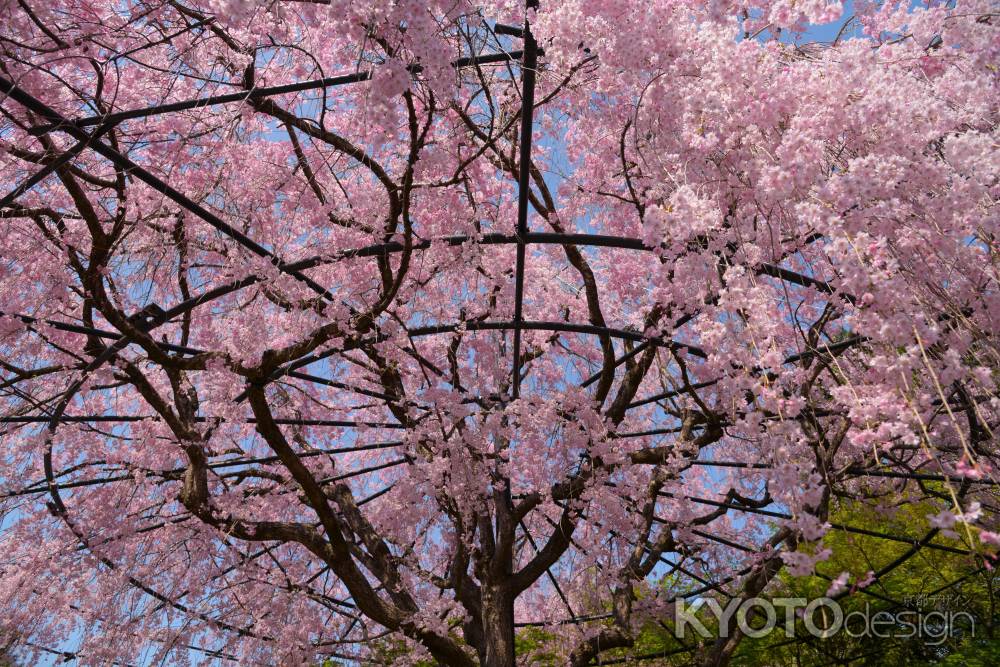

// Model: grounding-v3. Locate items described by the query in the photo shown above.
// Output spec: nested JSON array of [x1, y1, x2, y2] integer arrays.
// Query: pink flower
[[826, 571, 851, 597]]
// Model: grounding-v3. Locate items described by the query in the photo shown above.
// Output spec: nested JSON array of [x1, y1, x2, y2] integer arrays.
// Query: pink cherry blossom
[[0, 0, 996, 665]]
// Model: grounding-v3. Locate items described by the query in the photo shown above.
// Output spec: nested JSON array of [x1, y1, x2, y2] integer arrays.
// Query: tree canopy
[[0, 0, 996, 664]]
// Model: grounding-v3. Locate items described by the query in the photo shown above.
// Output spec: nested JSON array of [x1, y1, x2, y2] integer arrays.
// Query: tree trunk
[[480, 584, 515, 667]]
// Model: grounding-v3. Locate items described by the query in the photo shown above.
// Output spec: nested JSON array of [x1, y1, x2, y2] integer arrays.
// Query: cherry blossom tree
[[0, 0, 996, 664]]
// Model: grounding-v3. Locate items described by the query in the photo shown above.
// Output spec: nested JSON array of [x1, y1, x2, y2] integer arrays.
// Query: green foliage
[[515, 627, 560, 665], [600, 494, 1000, 666], [734, 495, 999, 666], [920, 638, 1000, 666]]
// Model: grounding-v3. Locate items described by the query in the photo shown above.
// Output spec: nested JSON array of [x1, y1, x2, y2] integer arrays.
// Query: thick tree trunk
[[480, 584, 515, 667]]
